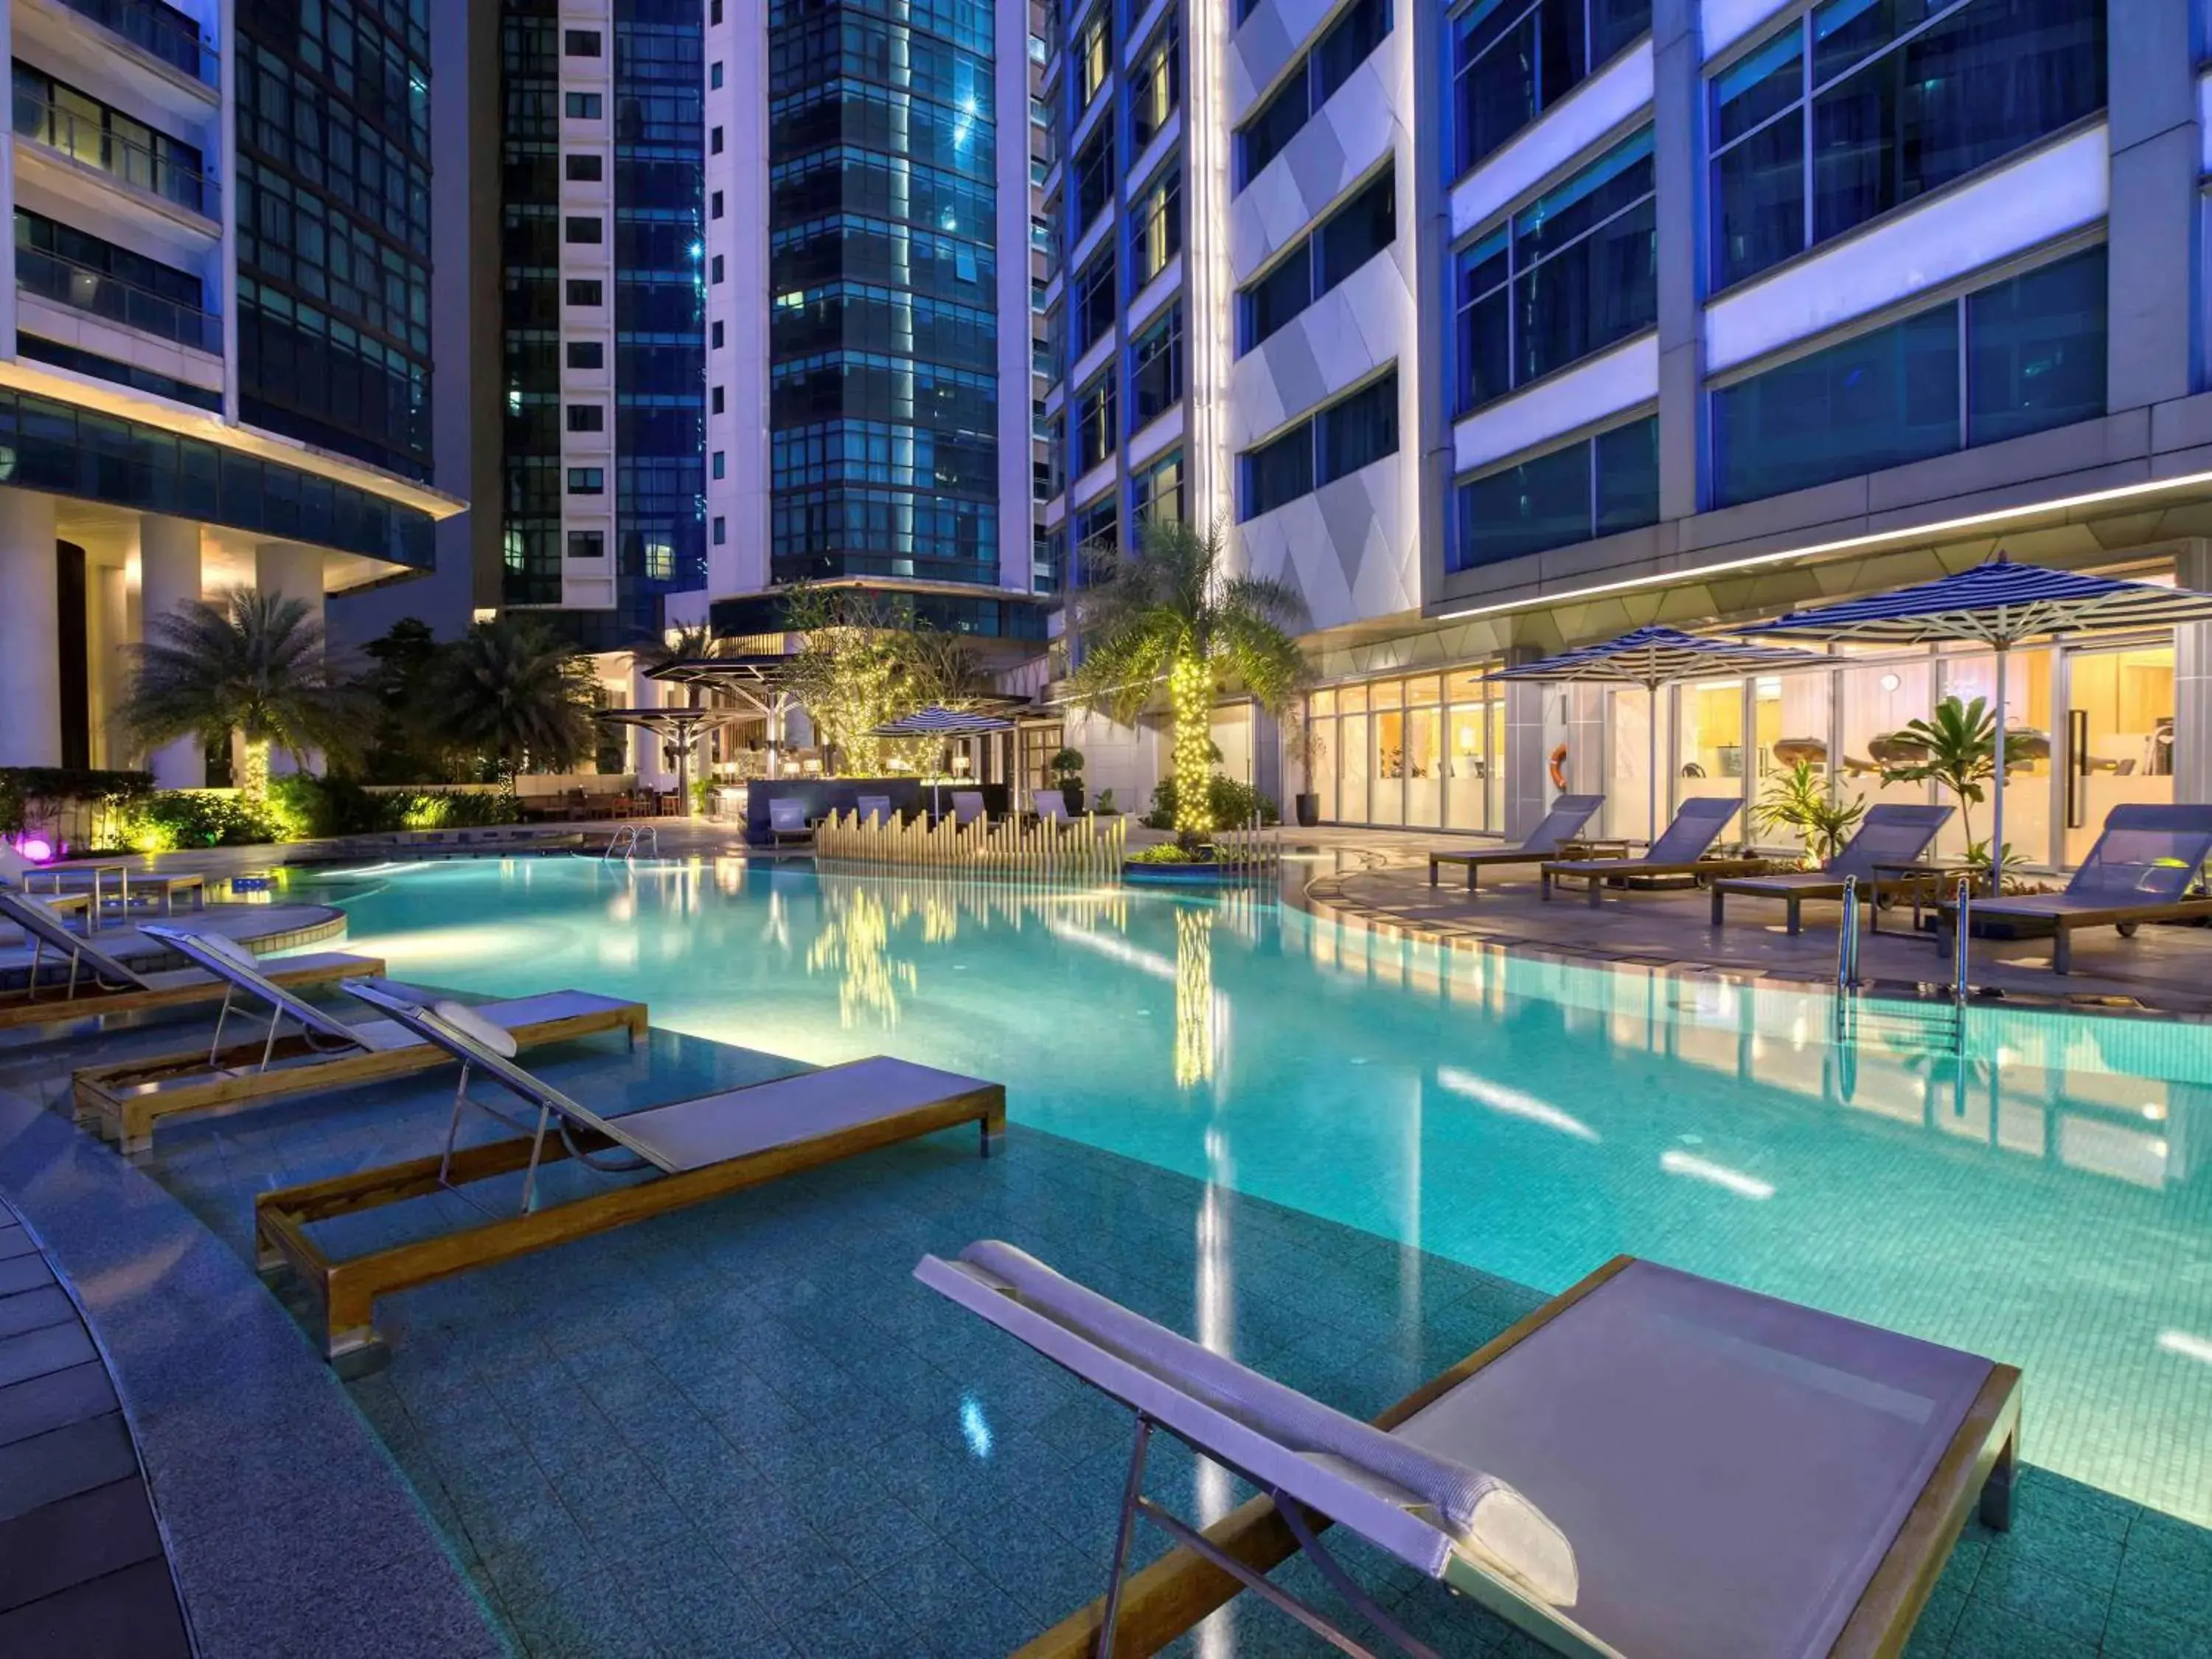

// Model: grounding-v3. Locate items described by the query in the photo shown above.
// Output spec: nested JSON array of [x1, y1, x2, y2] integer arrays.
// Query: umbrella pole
[[1990, 644, 2008, 891], [1646, 679, 1659, 847]]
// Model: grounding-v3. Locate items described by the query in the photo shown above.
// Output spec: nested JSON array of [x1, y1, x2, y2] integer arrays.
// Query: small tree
[[1067, 519, 1307, 846], [1753, 759, 1866, 865], [431, 616, 599, 776], [1877, 695, 2035, 856], [122, 588, 359, 799]]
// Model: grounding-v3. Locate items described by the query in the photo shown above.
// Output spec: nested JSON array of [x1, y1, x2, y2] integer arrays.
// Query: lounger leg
[[1786, 897, 1801, 936], [2053, 928, 2070, 975], [1981, 1428, 2017, 1531], [1427, 858, 1437, 887], [1711, 888, 1725, 925], [980, 1111, 1004, 1158], [1097, 1417, 1154, 1655], [1587, 873, 1602, 908]]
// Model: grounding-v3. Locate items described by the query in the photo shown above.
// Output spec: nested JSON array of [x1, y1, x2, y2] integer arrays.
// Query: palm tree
[[433, 616, 599, 776], [122, 588, 358, 799], [1067, 518, 1307, 844], [1878, 695, 2037, 859]]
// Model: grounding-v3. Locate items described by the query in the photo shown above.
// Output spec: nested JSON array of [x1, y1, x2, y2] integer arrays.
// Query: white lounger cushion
[[432, 998, 520, 1058], [958, 1242, 1576, 1606]]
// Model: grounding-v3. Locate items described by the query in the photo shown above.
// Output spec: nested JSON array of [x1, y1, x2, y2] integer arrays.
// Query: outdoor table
[[24, 862, 128, 931], [1868, 859, 1983, 937]]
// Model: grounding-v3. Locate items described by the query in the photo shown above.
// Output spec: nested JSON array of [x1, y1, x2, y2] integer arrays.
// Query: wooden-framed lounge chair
[[952, 790, 987, 827], [1708, 803, 1955, 933], [1937, 802, 2212, 974], [918, 1243, 2018, 1659], [255, 979, 1005, 1371], [0, 889, 380, 1032], [1542, 797, 1768, 905], [1427, 796, 1607, 891], [767, 796, 814, 846], [70, 926, 649, 1154]]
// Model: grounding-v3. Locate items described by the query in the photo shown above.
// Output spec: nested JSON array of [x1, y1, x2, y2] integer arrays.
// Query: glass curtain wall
[[2065, 643, 2174, 863], [1307, 665, 1503, 830], [1674, 678, 1747, 814]]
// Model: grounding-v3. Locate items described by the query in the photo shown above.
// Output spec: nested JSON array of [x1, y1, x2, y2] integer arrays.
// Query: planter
[[1295, 792, 1320, 827], [1060, 779, 1085, 813], [1122, 858, 1234, 887]]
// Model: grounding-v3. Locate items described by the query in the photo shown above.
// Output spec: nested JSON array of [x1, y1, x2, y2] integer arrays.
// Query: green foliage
[[779, 585, 994, 774], [430, 617, 599, 775], [358, 618, 465, 785], [122, 791, 276, 852], [1142, 776, 1281, 830], [265, 776, 515, 839], [1129, 843, 1207, 864], [1878, 695, 2037, 849], [1752, 759, 1868, 865], [1048, 748, 1084, 778], [1093, 787, 1119, 814], [0, 768, 154, 838]]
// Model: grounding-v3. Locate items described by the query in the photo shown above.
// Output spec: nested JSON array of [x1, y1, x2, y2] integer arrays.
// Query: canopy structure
[[641, 655, 801, 778], [872, 706, 1018, 815], [1738, 555, 2212, 883], [593, 706, 743, 815], [1490, 626, 1830, 841]]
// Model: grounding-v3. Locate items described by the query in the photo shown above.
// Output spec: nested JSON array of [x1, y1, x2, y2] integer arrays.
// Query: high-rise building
[[698, 0, 1051, 650], [0, 0, 459, 779]]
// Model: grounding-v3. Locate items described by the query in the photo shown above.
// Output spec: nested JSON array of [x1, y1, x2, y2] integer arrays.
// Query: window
[[1074, 495, 1119, 564], [710, 61, 724, 88], [566, 153, 602, 182], [567, 530, 605, 559], [567, 341, 604, 369], [566, 92, 602, 118], [1130, 22, 1180, 151], [712, 450, 726, 479], [1238, 165, 1394, 352], [711, 190, 724, 218], [1453, 129, 1655, 411], [1077, 371, 1117, 470], [1075, 251, 1116, 354], [1134, 450, 1183, 522], [1243, 421, 1315, 518], [711, 385, 726, 413], [565, 215, 603, 244], [711, 0, 722, 21], [711, 255, 725, 282], [1451, 0, 1649, 178], [1236, 0, 1394, 188], [567, 467, 605, 493], [1131, 168, 1181, 285], [564, 28, 601, 55], [566, 403, 605, 432], [1318, 370, 1398, 484], [711, 126, 724, 153], [1075, 7, 1113, 108], [713, 515, 727, 544], [1711, 246, 2105, 506], [1130, 305, 1183, 426], [1074, 124, 1115, 231], [1452, 414, 1656, 569], [712, 320, 725, 348], [1708, 0, 2104, 291], [566, 279, 603, 305]]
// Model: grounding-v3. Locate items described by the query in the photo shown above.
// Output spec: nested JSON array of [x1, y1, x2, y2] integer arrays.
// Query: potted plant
[[1288, 708, 1321, 827], [1752, 759, 1865, 866], [1048, 746, 1085, 812], [1877, 695, 2036, 881]]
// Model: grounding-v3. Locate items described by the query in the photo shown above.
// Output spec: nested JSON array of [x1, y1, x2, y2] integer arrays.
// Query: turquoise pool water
[[305, 855, 2212, 1524]]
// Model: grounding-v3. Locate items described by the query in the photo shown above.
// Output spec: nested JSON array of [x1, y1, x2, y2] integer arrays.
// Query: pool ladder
[[602, 824, 658, 861], [1832, 874, 1968, 1056]]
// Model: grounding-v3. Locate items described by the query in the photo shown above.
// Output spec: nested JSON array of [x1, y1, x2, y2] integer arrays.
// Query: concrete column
[[2175, 540, 2212, 806], [0, 490, 60, 766], [139, 514, 205, 787], [95, 565, 128, 768], [1652, 0, 1703, 522], [2106, 0, 2199, 412], [256, 541, 327, 776]]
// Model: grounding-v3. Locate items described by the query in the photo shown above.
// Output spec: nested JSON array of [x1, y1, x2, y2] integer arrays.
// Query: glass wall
[[1452, 414, 1659, 571], [2065, 644, 2175, 864], [1307, 664, 1503, 829], [1837, 653, 1933, 827], [1450, 0, 1651, 179], [1938, 647, 2053, 866], [1675, 678, 1747, 813]]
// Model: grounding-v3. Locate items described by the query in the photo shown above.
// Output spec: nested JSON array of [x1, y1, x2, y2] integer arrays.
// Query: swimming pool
[[304, 855, 2212, 1525]]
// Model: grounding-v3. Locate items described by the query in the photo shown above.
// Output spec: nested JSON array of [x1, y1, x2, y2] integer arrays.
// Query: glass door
[[1338, 682, 1370, 822], [1370, 680, 1405, 826], [1444, 670, 1490, 831], [1939, 647, 2052, 866], [1674, 678, 1747, 824], [1405, 678, 1442, 827], [2064, 643, 2174, 864]]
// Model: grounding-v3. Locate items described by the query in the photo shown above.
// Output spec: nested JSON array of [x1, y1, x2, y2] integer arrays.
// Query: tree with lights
[[1066, 518, 1307, 848]]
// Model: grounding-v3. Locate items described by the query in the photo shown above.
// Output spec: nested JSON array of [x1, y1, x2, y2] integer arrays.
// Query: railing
[[814, 808, 1127, 883], [13, 91, 218, 219], [56, 0, 218, 86], [15, 245, 218, 352], [1951, 875, 1972, 1012], [1834, 871, 1966, 1057], [1212, 815, 1284, 886], [602, 824, 658, 860]]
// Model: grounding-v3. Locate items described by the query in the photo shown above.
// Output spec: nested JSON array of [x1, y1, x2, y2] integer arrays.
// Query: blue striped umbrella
[[1739, 555, 2212, 882], [871, 706, 1016, 815], [1492, 627, 1829, 841]]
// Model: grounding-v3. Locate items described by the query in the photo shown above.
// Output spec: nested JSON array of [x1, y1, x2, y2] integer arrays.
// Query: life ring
[[1549, 744, 1569, 790]]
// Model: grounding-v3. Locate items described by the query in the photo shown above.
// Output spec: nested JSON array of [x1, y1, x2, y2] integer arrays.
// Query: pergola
[[641, 655, 802, 778], [592, 706, 743, 813]]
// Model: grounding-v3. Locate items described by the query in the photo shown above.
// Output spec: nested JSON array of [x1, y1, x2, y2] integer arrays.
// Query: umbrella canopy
[[1737, 555, 2212, 883], [870, 705, 1017, 737], [594, 707, 743, 814], [1491, 626, 1830, 840]]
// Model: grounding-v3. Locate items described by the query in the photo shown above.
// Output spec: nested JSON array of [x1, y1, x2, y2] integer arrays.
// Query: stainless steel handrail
[[1952, 875, 1972, 1009], [1836, 873, 1860, 990]]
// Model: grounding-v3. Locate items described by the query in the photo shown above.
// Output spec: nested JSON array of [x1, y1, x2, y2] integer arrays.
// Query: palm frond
[[433, 618, 599, 773], [122, 588, 366, 767]]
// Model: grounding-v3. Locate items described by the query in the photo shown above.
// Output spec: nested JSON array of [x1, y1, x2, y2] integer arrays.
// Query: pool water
[[304, 855, 2212, 1525]]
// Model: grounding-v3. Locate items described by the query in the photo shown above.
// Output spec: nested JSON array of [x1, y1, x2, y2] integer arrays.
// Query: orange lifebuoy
[[1549, 744, 1569, 790]]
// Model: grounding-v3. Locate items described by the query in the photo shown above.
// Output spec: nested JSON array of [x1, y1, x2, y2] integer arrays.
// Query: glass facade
[[1712, 245, 2106, 507], [1449, 0, 1649, 179], [1239, 369, 1399, 519], [234, 0, 434, 480], [1306, 669, 1506, 831], [1235, 0, 1392, 188], [1453, 129, 1655, 411], [500, 0, 563, 605], [1453, 414, 1658, 570], [767, 0, 1000, 587], [1709, 0, 2104, 291]]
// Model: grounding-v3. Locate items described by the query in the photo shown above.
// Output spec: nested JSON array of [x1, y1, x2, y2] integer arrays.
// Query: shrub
[[123, 790, 277, 852], [1128, 843, 1205, 864], [1141, 776, 1280, 831], [399, 790, 514, 830]]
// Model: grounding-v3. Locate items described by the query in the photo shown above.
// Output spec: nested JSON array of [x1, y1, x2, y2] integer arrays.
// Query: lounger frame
[[0, 945, 382, 1032], [1541, 855, 1773, 905], [1009, 1256, 2020, 1659], [1937, 894, 2212, 974], [254, 1059, 1006, 1371], [1427, 841, 1630, 892], [72, 998, 649, 1155]]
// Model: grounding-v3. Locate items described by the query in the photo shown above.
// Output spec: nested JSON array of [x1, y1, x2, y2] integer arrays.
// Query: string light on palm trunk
[[1171, 655, 1213, 839]]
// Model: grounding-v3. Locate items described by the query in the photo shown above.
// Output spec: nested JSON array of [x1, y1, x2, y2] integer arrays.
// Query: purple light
[[18, 838, 53, 863]]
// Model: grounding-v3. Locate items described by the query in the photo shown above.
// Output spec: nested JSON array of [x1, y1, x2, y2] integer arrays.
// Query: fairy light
[[1171, 655, 1213, 838]]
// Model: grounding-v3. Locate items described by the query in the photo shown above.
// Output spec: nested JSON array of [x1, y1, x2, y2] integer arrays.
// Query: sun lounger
[[855, 794, 892, 824], [1937, 802, 2212, 973], [1033, 788, 1071, 824], [1427, 796, 1607, 891], [952, 790, 987, 827], [919, 1244, 2018, 1659], [255, 979, 1006, 1371], [1709, 804, 1955, 933], [1543, 797, 1767, 905], [0, 889, 380, 1032], [767, 796, 813, 846], [0, 880, 91, 928], [69, 926, 648, 1153]]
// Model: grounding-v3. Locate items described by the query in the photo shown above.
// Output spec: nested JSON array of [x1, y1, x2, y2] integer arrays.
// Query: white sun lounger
[[0, 888, 378, 1031], [68, 925, 649, 1153], [918, 1245, 2018, 1659], [256, 979, 1006, 1370]]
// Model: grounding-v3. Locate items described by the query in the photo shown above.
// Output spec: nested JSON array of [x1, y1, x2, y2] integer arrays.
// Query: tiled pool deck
[[0, 993, 2207, 1658]]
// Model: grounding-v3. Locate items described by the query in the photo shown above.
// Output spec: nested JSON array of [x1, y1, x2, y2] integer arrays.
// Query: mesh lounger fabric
[[1719, 805, 1954, 894]]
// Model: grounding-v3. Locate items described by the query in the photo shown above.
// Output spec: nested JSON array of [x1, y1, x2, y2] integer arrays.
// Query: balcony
[[16, 244, 219, 352], [53, 0, 218, 86], [13, 89, 218, 221]]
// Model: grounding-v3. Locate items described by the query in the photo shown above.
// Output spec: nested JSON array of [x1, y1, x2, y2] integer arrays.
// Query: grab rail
[[1835, 874, 1861, 991], [602, 824, 656, 861], [1952, 875, 1972, 1009]]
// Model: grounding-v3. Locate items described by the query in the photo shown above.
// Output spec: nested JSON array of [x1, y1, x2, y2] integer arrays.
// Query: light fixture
[[1879, 672, 1901, 692]]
